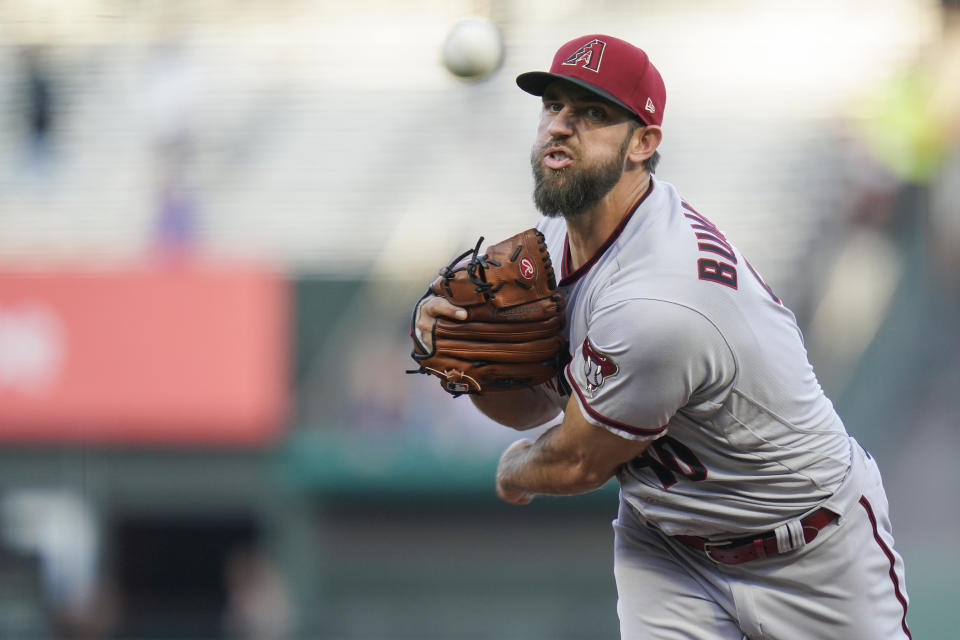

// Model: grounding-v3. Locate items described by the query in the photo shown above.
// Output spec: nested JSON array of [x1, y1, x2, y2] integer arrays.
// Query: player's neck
[[565, 173, 651, 271]]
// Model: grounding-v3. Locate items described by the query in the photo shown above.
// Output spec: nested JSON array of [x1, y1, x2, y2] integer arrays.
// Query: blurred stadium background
[[1, 0, 958, 638]]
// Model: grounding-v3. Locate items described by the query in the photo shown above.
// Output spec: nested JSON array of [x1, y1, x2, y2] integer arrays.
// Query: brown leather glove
[[408, 228, 567, 396]]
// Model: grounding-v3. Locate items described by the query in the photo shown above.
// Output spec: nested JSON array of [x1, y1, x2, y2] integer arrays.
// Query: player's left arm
[[495, 396, 652, 504]]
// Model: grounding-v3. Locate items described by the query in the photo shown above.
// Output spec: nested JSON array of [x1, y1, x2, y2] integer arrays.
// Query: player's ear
[[626, 125, 662, 166]]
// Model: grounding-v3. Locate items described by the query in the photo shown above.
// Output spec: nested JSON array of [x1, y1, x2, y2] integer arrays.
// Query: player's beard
[[530, 135, 630, 219]]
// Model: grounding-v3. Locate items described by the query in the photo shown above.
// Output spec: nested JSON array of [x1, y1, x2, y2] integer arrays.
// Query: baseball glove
[[408, 228, 567, 396]]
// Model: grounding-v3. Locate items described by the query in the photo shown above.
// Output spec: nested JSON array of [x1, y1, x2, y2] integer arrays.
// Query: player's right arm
[[415, 296, 561, 430], [494, 395, 652, 504], [470, 388, 560, 431]]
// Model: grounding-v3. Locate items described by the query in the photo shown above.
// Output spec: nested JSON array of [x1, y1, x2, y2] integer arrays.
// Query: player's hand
[[496, 439, 536, 505], [496, 482, 534, 505], [413, 295, 467, 352]]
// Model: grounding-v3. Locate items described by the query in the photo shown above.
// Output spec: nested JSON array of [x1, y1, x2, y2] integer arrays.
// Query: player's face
[[531, 81, 638, 219]]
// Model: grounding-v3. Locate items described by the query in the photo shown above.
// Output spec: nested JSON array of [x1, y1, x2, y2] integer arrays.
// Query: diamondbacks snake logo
[[581, 337, 618, 394], [562, 39, 606, 73]]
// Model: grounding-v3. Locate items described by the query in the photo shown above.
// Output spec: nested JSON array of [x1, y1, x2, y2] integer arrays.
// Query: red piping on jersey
[[859, 496, 912, 639], [565, 362, 666, 437], [559, 180, 655, 286]]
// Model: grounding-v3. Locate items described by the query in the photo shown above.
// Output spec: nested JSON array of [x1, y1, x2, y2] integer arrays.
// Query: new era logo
[[562, 39, 606, 72], [645, 97, 656, 114]]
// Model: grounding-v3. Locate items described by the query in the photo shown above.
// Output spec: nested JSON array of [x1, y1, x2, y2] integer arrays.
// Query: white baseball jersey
[[536, 177, 867, 537]]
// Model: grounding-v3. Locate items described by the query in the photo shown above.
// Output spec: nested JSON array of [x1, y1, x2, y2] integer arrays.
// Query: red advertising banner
[[0, 264, 290, 445]]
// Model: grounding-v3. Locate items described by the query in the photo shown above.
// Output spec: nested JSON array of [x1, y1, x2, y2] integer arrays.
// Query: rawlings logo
[[562, 38, 606, 72], [519, 257, 535, 279], [582, 337, 618, 394]]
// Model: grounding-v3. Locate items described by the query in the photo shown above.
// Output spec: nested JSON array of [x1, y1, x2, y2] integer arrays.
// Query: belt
[[674, 508, 837, 565]]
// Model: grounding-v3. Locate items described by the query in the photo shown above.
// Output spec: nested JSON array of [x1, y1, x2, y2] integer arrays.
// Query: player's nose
[[545, 106, 575, 137]]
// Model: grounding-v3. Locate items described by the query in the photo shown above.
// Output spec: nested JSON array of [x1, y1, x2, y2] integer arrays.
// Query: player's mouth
[[543, 147, 574, 170]]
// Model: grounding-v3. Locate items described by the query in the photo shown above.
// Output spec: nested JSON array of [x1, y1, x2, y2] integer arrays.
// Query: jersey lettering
[[698, 258, 738, 289], [633, 436, 708, 489], [682, 205, 729, 241], [683, 202, 739, 290], [695, 232, 737, 264]]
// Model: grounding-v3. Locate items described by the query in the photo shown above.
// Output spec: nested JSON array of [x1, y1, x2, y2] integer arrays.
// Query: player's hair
[[645, 149, 661, 174]]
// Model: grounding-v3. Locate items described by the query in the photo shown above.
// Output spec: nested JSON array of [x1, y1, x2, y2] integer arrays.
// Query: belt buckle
[[702, 539, 734, 563]]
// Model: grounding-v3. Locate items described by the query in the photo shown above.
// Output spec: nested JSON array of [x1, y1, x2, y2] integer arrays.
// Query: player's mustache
[[538, 138, 578, 158]]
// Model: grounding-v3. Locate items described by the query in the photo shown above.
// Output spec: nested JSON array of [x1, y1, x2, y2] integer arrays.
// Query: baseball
[[441, 17, 504, 80]]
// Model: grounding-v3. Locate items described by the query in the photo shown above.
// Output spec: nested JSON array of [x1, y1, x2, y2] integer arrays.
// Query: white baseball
[[441, 17, 504, 80]]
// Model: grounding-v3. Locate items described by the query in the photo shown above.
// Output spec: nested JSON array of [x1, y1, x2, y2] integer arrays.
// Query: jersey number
[[633, 436, 707, 489]]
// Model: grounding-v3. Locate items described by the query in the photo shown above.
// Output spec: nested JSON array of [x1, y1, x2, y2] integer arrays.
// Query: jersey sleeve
[[565, 298, 736, 441]]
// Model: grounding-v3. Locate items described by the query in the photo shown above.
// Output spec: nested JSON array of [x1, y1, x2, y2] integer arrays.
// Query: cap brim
[[516, 71, 647, 124]]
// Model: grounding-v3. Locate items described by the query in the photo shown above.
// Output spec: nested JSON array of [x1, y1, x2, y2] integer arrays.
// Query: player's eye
[[585, 106, 607, 121], [545, 102, 564, 113]]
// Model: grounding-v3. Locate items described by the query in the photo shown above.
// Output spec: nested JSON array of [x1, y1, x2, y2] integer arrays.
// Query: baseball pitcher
[[412, 34, 910, 639]]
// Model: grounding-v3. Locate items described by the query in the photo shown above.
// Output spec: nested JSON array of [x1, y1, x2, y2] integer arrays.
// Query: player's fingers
[[415, 295, 467, 352], [422, 295, 468, 321]]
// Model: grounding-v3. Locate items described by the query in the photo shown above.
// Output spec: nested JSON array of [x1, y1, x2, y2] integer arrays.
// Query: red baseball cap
[[516, 35, 666, 127]]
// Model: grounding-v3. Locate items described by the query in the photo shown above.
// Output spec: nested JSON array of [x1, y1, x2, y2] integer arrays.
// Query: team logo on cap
[[581, 337, 618, 395], [562, 38, 606, 73]]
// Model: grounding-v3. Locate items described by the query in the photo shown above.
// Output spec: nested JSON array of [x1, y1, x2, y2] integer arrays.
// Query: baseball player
[[416, 34, 910, 639]]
